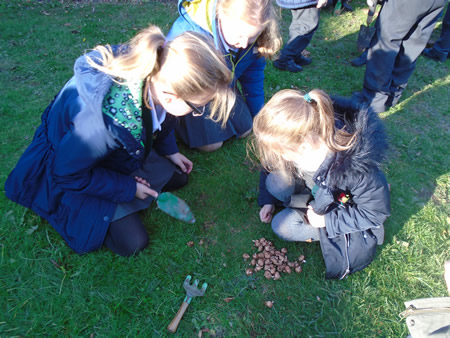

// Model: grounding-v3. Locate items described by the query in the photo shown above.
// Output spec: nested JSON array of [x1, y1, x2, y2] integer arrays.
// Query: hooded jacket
[[167, 0, 266, 117], [258, 97, 390, 278], [4, 49, 178, 254]]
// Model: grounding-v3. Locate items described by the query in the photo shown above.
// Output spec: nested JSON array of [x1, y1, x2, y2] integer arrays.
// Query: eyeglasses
[[184, 100, 206, 117]]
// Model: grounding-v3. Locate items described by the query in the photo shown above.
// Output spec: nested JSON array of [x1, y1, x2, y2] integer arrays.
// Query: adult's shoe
[[351, 49, 368, 67], [273, 59, 303, 72], [422, 47, 448, 62], [294, 54, 312, 66]]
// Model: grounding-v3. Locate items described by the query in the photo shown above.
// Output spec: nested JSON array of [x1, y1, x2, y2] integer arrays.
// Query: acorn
[[295, 266, 302, 273], [245, 268, 253, 276], [281, 248, 288, 254], [264, 251, 271, 259], [250, 259, 256, 266], [257, 258, 264, 266], [265, 300, 274, 308], [285, 266, 292, 274], [255, 265, 263, 272], [273, 272, 281, 280], [243, 253, 250, 260], [298, 255, 305, 263], [264, 271, 272, 279]]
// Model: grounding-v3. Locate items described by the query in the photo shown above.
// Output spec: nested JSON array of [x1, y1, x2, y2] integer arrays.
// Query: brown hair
[[249, 89, 358, 179], [87, 25, 235, 126], [217, 0, 282, 58]]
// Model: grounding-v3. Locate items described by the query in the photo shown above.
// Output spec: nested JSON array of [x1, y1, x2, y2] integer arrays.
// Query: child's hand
[[167, 152, 193, 174], [306, 206, 326, 228], [135, 176, 158, 199], [260, 204, 275, 223]]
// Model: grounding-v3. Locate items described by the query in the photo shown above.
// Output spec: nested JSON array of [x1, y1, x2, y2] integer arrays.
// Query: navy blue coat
[[167, 0, 266, 116], [258, 97, 391, 278], [4, 50, 178, 254]]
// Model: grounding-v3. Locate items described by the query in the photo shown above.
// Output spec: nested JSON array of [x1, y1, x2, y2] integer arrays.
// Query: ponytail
[[306, 90, 357, 152], [250, 89, 357, 180], [87, 26, 235, 124], [87, 25, 165, 83]]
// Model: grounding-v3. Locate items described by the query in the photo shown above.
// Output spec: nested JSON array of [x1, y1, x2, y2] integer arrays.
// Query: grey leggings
[[266, 173, 320, 242]]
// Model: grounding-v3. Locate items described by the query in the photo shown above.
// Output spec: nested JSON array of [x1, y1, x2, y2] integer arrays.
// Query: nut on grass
[[245, 268, 254, 276], [244, 237, 306, 280], [265, 300, 274, 308]]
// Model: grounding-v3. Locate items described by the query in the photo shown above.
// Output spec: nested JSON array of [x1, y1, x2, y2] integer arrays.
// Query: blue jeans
[[266, 173, 320, 242]]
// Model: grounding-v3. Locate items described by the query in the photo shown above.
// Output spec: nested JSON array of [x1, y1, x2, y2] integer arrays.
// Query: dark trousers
[[433, 6, 450, 55], [278, 7, 320, 62], [363, 0, 446, 113]]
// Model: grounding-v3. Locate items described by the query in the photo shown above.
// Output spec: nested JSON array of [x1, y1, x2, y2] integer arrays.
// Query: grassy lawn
[[0, 0, 449, 336]]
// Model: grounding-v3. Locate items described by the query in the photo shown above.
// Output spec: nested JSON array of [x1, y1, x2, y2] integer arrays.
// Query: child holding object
[[251, 89, 390, 279], [167, 0, 282, 152], [4, 26, 235, 256]]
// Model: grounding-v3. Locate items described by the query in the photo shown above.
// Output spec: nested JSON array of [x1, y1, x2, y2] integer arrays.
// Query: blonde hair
[[217, 0, 282, 58], [249, 89, 358, 179], [87, 25, 235, 126]]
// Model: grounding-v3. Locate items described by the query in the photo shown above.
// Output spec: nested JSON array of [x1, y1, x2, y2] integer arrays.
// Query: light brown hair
[[217, 0, 282, 58], [249, 89, 358, 179], [87, 25, 235, 126]]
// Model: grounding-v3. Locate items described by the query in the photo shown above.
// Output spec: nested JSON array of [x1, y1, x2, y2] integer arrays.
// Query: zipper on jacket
[[340, 234, 351, 280], [224, 40, 257, 80]]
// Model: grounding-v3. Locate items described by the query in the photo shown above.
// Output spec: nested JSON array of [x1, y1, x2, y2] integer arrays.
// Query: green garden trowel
[[156, 192, 195, 223]]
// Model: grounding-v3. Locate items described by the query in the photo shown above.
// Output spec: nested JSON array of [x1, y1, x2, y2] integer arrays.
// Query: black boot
[[351, 49, 368, 67], [294, 54, 312, 66], [273, 59, 303, 72]]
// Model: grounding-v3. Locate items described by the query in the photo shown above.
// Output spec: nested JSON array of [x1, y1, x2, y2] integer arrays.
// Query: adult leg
[[389, 1, 444, 106], [274, 7, 319, 72], [363, 0, 429, 112], [103, 212, 149, 256], [423, 7, 450, 61]]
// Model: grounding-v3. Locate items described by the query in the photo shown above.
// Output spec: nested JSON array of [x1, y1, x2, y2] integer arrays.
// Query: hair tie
[[304, 93, 312, 103]]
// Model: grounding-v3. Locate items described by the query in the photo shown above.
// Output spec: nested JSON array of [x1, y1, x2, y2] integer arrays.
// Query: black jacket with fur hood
[[258, 96, 391, 278]]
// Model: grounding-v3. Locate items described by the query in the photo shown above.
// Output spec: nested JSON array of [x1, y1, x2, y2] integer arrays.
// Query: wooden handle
[[167, 301, 189, 333]]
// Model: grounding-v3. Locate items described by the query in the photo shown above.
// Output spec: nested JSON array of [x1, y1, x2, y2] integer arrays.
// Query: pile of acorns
[[243, 237, 305, 280]]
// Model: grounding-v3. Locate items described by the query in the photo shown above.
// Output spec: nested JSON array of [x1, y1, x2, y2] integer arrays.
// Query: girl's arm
[[322, 169, 390, 238], [237, 56, 266, 116], [52, 127, 137, 203]]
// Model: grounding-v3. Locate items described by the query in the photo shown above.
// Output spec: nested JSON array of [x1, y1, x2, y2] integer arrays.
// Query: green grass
[[1, 1, 449, 336]]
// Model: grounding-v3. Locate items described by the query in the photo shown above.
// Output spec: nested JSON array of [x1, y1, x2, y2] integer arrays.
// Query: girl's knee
[[266, 173, 295, 203], [120, 233, 149, 257], [238, 128, 252, 139], [271, 213, 293, 241], [196, 141, 223, 152]]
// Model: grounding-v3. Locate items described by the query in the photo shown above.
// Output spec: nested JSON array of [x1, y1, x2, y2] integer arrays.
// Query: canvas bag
[[400, 297, 450, 337]]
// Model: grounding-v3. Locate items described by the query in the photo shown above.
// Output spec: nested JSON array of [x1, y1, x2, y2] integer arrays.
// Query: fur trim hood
[[318, 96, 388, 189]]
